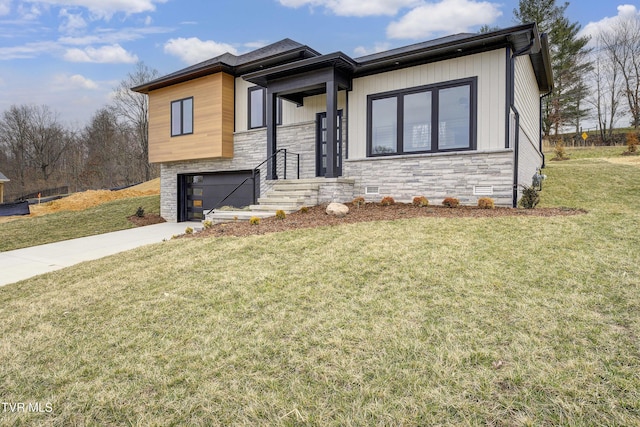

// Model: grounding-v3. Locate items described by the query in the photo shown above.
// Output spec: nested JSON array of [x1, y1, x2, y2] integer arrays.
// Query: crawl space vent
[[474, 185, 494, 196], [365, 186, 380, 195]]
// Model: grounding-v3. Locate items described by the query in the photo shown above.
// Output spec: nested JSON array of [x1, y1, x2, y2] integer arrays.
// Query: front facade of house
[[133, 23, 552, 222]]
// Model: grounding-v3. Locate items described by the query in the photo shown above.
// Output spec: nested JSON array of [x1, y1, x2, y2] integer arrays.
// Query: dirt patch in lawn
[[185, 203, 586, 239]]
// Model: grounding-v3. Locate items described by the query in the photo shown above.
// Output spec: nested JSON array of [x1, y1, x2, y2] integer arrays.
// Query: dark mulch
[[127, 214, 166, 227], [185, 203, 586, 239]]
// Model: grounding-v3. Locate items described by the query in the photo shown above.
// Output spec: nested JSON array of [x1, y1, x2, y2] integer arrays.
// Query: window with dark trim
[[171, 97, 193, 136], [367, 77, 477, 156], [248, 86, 282, 129]]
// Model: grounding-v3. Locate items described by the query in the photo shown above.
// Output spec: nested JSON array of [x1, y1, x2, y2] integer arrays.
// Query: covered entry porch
[[243, 53, 355, 181]]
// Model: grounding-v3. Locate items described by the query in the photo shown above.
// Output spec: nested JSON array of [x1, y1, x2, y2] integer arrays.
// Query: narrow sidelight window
[[171, 97, 194, 136]]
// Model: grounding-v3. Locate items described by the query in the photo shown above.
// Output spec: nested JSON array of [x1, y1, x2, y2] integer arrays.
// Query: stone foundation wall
[[344, 150, 515, 206]]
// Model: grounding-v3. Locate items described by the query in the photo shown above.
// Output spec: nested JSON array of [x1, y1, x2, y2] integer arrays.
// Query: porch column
[[325, 77, 339, 178], [266, 89, 278, 180]]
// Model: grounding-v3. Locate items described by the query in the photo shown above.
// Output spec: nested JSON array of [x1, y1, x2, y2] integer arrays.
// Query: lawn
[[0, 195, 160, 252], [0, 149, 639, 425]]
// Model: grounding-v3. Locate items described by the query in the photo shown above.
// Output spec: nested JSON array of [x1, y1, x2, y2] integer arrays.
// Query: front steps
[[205, 179, 323, 223], [250, 179, 321, 213]]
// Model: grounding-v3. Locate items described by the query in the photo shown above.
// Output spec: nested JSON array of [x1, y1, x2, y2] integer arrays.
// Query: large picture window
[[171, 97, 193, 136], [368, 77, 476, 156], [248, 86, 282, 129]]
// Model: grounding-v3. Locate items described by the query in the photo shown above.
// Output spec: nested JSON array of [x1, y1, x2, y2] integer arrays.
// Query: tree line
[[514, 0, 640, 145], [0, 63, 159, 202]]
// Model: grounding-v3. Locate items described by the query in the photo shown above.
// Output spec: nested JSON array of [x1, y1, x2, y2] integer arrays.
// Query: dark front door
[[316, 110, 343, 177]]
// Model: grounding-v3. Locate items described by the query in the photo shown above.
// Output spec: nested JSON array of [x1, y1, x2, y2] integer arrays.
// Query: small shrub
[[477, 197, 495, 209], [135, 206, 145, 218], [625, 133, 639, 153], [202, 219, 213, 229], [299, 206, 309, 213], [233, 215, 238, 222], [412, 196, 429, 207], [552, 140, 568, 160], [519, 185, 540, 209], [380, 196, 395, 206], [352, 196, 366, 208], [184, 226, 194, 234], [249, 216, 261, 225], [442, 197, 459, 208], [275, 210, 286, 220]]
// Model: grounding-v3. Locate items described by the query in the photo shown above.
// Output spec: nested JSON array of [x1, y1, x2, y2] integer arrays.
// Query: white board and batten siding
[[514, 54, 544, 192], [348, 49, 508, 159], [235, 77, 346, 132]]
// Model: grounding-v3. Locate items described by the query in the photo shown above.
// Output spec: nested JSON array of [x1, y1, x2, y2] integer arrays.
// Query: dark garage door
[[178, 171, 257, 222]]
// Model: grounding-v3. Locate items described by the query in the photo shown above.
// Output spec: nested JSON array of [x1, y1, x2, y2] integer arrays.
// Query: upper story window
[[248, 86, 282, 129], [368, 77, 476, 156], [171, 97, 193, 136]]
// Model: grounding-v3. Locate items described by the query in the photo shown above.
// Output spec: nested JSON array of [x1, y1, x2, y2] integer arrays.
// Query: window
[[248, 86, 282, 129], [171, 97, 193, 136], [368, 77, 476, 156]]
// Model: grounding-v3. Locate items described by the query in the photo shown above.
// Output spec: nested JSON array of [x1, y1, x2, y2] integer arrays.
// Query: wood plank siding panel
[[348, 49, 507, 159], [148, 72, 234, 163]]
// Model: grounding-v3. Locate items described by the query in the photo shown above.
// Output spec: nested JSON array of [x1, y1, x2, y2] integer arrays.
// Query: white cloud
[[31, 0, 167, 20], [59, 25, 172, 45], [0, 41, 61, 59], [53, 73, 99, 89], [244, 40, 269, 49], [354, 42, 391, 56], [59, 8, 87, 34], [580, 4, 640, 46], [387, 0, 502, 39], [164, 37, 238, 64], [144, 15, 152, 25], [17, 3, 42, 20], [278, 0, 420, 16], [0, 0, 10, 15], [64, 44, 138, 63]]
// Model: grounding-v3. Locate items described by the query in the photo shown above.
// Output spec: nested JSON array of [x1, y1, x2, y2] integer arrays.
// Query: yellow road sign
[[582, 132, 588, 141]]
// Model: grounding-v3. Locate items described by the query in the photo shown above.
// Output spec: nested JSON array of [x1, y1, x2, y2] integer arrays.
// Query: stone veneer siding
[[343, 150, 515, 206]]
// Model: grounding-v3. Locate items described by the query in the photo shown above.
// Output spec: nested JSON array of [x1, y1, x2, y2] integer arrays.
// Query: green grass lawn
[[1, 150, 639, 425], [0, 195, 160, 252]]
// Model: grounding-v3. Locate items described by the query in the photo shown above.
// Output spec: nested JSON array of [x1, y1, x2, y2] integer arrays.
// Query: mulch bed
[[181, 203, 586, 239], [127, 213, 166, 227]]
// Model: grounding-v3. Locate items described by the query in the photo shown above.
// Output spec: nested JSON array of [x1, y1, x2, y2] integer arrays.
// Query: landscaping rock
[[326, 202, 349, 217]]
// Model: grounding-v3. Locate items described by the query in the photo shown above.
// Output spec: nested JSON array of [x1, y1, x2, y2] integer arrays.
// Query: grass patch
[[1, 153, 639, 425], [0, 195, 160, 252]]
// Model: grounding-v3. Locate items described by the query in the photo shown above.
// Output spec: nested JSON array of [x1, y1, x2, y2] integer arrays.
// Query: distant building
[[0, 172, 9, 203]]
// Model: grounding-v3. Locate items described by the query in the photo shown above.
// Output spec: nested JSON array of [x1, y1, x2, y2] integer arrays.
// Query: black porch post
[[266, 89, 278, 180], [325, 77, 338, 178]]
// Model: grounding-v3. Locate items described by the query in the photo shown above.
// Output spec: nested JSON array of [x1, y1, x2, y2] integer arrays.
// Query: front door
[[316, 110, 343, 177]]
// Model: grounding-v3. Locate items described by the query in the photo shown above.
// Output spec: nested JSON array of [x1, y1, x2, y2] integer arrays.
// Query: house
[[0, 171, 8, 204], [133, 23, 552, 222]]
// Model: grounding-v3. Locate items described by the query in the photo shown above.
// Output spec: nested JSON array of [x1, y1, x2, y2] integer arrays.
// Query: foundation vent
[[473, 185, 494, 196], [365, 186, 380, 195]]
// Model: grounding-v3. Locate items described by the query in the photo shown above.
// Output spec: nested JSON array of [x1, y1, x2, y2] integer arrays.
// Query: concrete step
[[249, 204, 303, 212], [268, 188, 319, 196], [271, 182, 320, 191], [204, 210, 276, 224], [258, 196, 311, 205]]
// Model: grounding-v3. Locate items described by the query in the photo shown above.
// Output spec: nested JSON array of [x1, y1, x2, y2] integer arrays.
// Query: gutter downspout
[[510, 38, 536, 208]]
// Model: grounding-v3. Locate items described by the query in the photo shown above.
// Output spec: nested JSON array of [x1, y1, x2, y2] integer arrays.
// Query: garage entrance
[[177, 171, 258, 222]]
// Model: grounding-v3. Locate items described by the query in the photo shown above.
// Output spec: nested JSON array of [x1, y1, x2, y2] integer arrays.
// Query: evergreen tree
[[514, 0, 592, 137]]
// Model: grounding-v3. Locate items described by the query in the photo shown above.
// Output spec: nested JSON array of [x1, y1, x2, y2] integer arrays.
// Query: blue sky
[[0, 0, 634, 126]]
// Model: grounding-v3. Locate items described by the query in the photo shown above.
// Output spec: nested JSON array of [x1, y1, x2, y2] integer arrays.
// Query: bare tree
[[25, 105, 68, 181], [111, 62, 160, 181], [589, 44, 621, 144], [599, 13, 640, 129]]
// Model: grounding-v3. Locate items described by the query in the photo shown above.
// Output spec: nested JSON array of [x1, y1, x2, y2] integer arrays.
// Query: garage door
[[178, 171, 258, 222]]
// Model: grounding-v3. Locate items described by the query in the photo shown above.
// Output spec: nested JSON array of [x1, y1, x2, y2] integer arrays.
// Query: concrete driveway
[[0, 222, 192, 287]]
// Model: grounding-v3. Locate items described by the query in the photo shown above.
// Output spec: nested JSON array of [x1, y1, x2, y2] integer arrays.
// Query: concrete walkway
[[0, 222, 193, 287]]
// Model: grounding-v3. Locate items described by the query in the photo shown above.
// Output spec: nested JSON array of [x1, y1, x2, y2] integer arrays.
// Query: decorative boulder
[[326, 202, 349, 217]]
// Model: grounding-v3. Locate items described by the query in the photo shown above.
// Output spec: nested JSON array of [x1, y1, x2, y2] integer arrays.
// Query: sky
[[0, 0, 636, 127]]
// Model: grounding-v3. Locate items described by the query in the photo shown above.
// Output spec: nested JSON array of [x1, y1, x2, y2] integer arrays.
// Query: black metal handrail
[[206, 149, 299, 215]]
